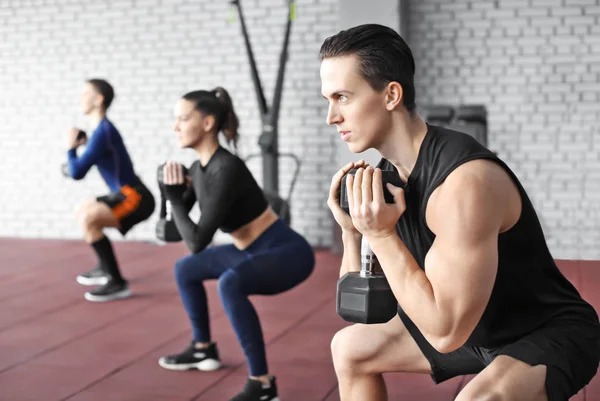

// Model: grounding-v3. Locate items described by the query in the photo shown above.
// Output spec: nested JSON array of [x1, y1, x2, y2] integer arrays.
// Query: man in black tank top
[[320, 24, 599, 401]]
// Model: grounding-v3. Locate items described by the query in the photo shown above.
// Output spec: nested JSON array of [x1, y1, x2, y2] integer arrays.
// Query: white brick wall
[[410, 0, 600, 260], [3, 0, 598, 260], [0, 0, 339, 246]]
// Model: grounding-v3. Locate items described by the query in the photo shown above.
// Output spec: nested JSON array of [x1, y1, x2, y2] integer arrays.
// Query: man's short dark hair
[[320, 24, 416, 113], [87, 78, 115, 110]]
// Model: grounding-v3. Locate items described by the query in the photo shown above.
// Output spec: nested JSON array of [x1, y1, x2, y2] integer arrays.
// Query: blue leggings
[[174, 219, 315, 376]]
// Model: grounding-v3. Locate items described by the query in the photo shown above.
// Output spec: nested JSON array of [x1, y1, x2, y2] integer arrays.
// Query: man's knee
[[331, 325, 375, 375], [75, 199, 96, 219], [330, 329, 350, 370], [78, 201, 103, 228], [80, 202, 118, 232], [78, 209, 97, 231]]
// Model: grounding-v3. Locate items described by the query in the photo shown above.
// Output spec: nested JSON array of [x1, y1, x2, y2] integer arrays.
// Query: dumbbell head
[[336, 271, 398, 324], [76, 130, 87, 142], [60, 130, 87, 179], [156, 218, 183, 242], [339, 168, 406, 214], [157, 163, 166, 185], [157, 162, 189, 185], [157, 162, 190, 220], [61, 162, 70, 178]]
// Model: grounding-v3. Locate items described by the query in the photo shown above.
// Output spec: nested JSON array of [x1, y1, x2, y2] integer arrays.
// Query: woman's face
[[173, 99, 215, 149]]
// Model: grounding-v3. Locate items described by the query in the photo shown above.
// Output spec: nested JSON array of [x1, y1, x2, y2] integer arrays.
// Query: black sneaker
[[230, 376, 279, 401], [76, 266, 109, 286], [84, 279, 131, 302], [158, 342, 222, 371]]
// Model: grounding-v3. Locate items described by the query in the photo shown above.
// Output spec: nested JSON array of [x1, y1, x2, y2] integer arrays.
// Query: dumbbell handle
[[360, 236, 377, 277], [165, 200, 174, 221]]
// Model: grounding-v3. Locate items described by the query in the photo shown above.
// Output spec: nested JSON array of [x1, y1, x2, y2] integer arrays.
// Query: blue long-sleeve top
[[67, 118, 136, 192]]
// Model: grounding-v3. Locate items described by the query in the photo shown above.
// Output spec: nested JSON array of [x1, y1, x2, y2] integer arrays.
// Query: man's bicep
[[424, 172, 504, 341], [425, 232, 498, 333]]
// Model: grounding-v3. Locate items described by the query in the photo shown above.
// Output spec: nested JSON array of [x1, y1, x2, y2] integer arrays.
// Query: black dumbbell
[[336, 236, 399, 324], [156, 210, 184, 242], [339, 168, 405, 214], [61, 130, 87, 178], [336, 168, 405, 324], [76, 129, 87, 142], [61, 162, 70, 178], [155, 162, 189, 242]]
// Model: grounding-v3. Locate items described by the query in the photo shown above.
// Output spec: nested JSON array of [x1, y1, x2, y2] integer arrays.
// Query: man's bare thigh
[[81, 201, 120, 229], [456, 355, 547, 401]]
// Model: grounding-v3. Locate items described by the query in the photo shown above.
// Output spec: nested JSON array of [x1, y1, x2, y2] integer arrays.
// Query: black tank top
[[378, 124, 598, 348]]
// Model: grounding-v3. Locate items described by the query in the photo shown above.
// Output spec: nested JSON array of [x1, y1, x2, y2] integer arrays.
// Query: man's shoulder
[[440, 159, 510, 199], [94, 118, 119, 136], [428, 159, 517, 231]]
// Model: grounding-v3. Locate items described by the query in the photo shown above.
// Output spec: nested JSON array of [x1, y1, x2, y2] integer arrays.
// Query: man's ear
[[385, 81, 403, 111], [94, 94, 105, 109]]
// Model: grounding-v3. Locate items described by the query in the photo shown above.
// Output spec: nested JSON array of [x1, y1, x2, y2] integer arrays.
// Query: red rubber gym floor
[[0, 238, 598, 400]]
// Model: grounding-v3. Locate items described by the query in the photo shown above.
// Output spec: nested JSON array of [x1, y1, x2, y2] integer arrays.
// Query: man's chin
[[347, 142, 367, 154], [179, 139, 194, 149]]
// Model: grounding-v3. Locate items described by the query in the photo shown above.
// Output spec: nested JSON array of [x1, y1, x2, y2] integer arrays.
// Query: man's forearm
[[339, 231, 362, 278], [367, 234, 451, 345]]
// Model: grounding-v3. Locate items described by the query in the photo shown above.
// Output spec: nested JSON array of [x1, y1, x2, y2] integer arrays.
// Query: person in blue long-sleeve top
[[67, 79, 155, 302]]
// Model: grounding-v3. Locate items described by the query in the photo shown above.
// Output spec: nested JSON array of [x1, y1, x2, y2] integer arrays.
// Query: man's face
[[80, 83, 103, 115], [320, 54, 391, 154]]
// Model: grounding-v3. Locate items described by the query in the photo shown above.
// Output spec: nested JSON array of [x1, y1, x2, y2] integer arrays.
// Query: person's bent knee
[[83, 207, 108, 231], [75, 198, 96, 219], [80, 202, 107, 227], [330, 329, 348, 370], [331, 326, 372, 375], [174, 256, 197, 286], [79, 210, 97, 232], [217, 270, 244, 298]]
